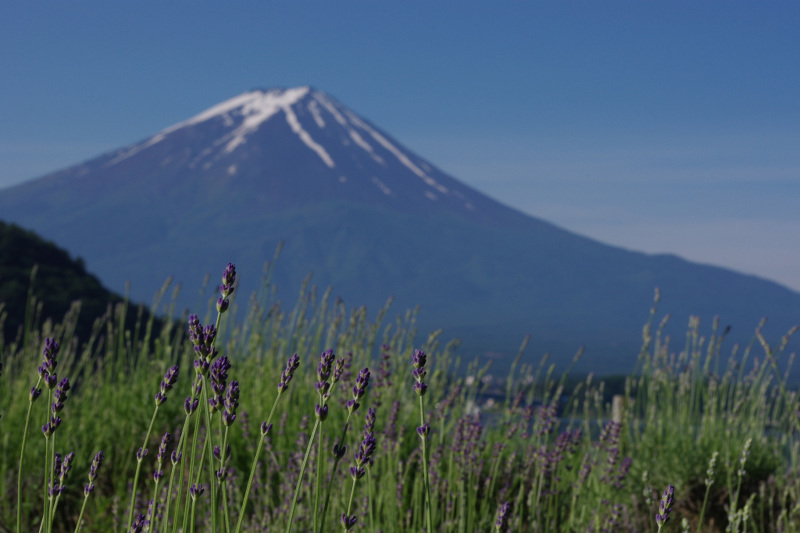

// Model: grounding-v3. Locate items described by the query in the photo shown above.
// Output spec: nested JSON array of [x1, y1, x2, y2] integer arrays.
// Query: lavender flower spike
[[84, 451, 104, 496], [340, 513, 358, 530], [277, 353, 300, 394], [656, 484, 675, 530], [495, 501, 511, 531], [155, 365, 179, 406], [217, 262, 236, 313]]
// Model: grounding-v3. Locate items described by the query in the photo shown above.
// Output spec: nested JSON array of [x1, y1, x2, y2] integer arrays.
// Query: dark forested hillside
[[0, 220, 157, 344]]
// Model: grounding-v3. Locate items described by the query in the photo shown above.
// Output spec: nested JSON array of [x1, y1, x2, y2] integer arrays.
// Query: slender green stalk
[[318, 414, 353, 533], [73, 493, 90, 533], [285, 418, 321, 533], [367, 468, 375, 533], [235, 392, 282, 533], [18, 379, 41, 533], [418, 395, 433, 533], [314, 423, 323, 531], [127, 405, 160, 531], [180, 402, 203, 533], [344, 476, 358, 529]]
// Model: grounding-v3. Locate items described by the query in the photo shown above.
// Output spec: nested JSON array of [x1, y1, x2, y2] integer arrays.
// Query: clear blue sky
[[2, 2, 799, 291]]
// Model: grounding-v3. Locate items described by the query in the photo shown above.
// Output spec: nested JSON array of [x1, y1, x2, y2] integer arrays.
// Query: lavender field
[[1, 263, 799, 532]]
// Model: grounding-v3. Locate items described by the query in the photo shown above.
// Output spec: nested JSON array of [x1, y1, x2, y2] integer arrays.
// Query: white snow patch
[[227, 164, 237, 176], [339, 176, 347, 183], [284, 105, 335, 168], [425, 191, 438, 201], [465, 202, 475, 210], [203, 162, 212, 170], [344, 110, 449, 194], [371, 176, 393, 196], [308, 100, 326, 128]]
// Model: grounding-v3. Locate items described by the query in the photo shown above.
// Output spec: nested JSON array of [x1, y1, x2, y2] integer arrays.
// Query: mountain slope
[[0, 87, 797, 374]]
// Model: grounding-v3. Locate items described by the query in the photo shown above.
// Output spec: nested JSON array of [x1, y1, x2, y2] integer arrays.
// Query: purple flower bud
[[189, 483, 204, 499], [155, 392, 167, 406], [30, 386, 42, 402], [495, 501, 511, 531], [216, 297, 230, 314], [261, 421, 273, 436], [160, 365, 180, 393], [340, 513, 357, 530], [315, 403, 328, 421], [333, 443, 347, 460], [417, 423, 430, 440], [136, 447, 148, 461], [184, 396, 199, 415], [414, 381, 428, 397], [333, 358, 345, 383], [346, 399, 360, 414], [364, 407, 376, 435], [130, 513, 146, 533], [194, 359, 210, 376], [317, 349, 335, 382], [655, 484, 674, 527], [412, 349, 427, 369], [216, 467, 228, 482], [350, 465, 366, 480], [277, 353, 300, 393], [171, 450, 183, 465], [220, 263, 236, 298], [153, 469, 164, 481], [44, 373, 58, 389], [88, 451, 104, 483], [352, 367, 370, 400]]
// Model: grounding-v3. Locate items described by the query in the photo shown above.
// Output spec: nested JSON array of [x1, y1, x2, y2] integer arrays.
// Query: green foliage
[[1, 264, 800, 532]]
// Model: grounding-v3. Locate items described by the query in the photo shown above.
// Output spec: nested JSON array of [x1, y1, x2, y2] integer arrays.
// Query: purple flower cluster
[[313, 349, 343, 421], [189, 483, 204, 500], [50, 451, 75, 497], [208, 356, 232, 413], [217, 262, 236, 313], [277, 353, 300, 394], [340, 513, 357, 530], [350, 409, 377, 480], [154, 365, 179, 406], [84, 451, 104, 496], [412, 349, 428, 397], [130, 513, 147, 533], [347, 368, 370, 414], [495, 501, 511, 531], [42, 377, 70, 437], [153, 433, 172, 482], [655, 484, 674, 528], [222, 380, 240, 427], [189, 314, 218, 368], [38, 338, 60, 388]]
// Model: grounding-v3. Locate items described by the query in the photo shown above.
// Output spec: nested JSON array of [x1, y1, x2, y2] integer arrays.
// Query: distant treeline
[[0, 220, 162, 345]]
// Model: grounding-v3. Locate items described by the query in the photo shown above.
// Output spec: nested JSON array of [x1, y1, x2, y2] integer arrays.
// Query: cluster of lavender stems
[[235, 352, 299, 533], [342, 407, 377, 531], [412, 349, 434, 533], [285, 349, 346, 533], [656, 484, 675, 531]]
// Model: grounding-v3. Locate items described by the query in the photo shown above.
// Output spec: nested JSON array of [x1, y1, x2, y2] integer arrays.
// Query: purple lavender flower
[[364, 407, 376, 436], [184, 396, 199, 415], [155, 365, 179, 406], [208, 355, 232, 412], [29, 386, 42, 402], [217, 262, 236, 313], [354, 432, 376, 468], [51, 377, 70, 414], [171, 450, 182, 465], [416, 423, 430, 441], [188, 316, 218, 363], [277, 353, 300, 394], [315, 403, 329, 421], [38, 338, 60, 380], [222, 380, 240, 426], [412, 349, 428, 397], [495, 501, 511, 531], [189, 483, 204, 500], [340, 513, 357, 530], [153, 432, 172, 481], [130, 513, 146, 533], [84, 451, 104, 496], [655, 484, 675, 529], [348, 367, 370, 413], [261, 421, 273, 436]]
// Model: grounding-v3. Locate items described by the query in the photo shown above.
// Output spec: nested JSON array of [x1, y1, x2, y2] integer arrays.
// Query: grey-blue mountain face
[[1, 86, 798, 376]]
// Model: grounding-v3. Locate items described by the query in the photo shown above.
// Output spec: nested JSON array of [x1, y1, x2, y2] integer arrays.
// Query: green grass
[[1, 265, 799, 532]]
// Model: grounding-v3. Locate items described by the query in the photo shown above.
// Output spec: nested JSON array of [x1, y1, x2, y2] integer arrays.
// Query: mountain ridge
[[0, 86, 798, 376]]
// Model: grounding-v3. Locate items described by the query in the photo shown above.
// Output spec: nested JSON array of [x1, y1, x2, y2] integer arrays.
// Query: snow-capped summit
[[1, 87, 799, 377]]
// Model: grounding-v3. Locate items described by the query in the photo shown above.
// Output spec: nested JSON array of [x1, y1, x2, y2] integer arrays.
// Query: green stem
[[181, 401, 203, 533], [314, 421, 323, 532], [73, 494, 90, 533], [219, 426, 231, 533], [285, 419, 321, 533], [367, 468, 375, 533], [696, 484, 712, 533], [18, 378, 41, 533], [127, 405, 160, 531], [235, 392, 282, 533], [419, 394, 433, 533], [201, 384, 218, 533], [318, 414, 353, 533], [344, 476, 358, 529]]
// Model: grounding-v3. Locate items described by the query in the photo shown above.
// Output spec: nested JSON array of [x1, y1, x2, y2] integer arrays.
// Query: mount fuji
[[1, 86, 798, 375]]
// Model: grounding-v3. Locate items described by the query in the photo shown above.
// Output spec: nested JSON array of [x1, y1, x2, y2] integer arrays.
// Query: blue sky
[[2, 2, 799, 291]]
